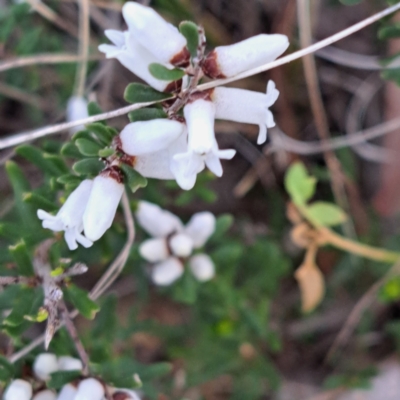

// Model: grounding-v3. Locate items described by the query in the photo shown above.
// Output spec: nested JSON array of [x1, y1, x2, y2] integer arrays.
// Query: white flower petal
[[119, 119, 185, 156], [57, 356, 83, 371], [104, 29, 125, 47], [33, 390, 56, 400], [75, 379, 104, 400], [203, 34, 289, 79], [134, 150, 175, 180], [212, 80, 279, 144], [184, 212, 216, 248], [56, 384, 77, 400], [151, 257, 184, 286], [33, 353, 58, 381], [189, 254, 215, 282], [122, 2, 189, 66], [4, 380, 32, 400], [83, 175, 124, 242], [136, 201, 182, 237], [66, 96, 88, 135], [139, 238, 169, 262], [169, 233, 193, 257]]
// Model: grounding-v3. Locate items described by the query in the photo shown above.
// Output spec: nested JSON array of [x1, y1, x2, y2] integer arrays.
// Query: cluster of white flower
[[98, 2, 288, 190], [136, 201, 216, 286], [3, 354, 139, 400]]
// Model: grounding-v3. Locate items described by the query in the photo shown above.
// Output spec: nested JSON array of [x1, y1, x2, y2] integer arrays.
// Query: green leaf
[[88, 101, 104, 118], [128, 108, 167, 122], [284, 162, 316, 205], [98, 148, 115, 158], [379, 23, 400, 40], [73, 159, 104, 176], [72, 130, 95, 142], [15, 145, 63, 176], [148, 63, 185, 81], [92, 295, 117, 341], [305, 202, 347, 227], [57, 174, 83, 186], [23, 192, 58, 212], [4, 287, 38, 326], [75, 139, 103, 157], [339, 0, 363, 4], [120, 164, 148, 193], [86, 123, 115, 145], [0, 356, 15, 382], [43, 154, 69, 174], [124, 83, 172, 104], [179, 21, 199, 57], [63, 285, 99, 320], [209, 214, 234, 242], [61, 142, 84, 159], [47, 370, 82, 389], [9, 240, 35, 277]]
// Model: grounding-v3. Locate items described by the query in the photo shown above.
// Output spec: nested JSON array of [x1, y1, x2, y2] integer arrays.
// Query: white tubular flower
[[32, 390, 56, 400], [122, 2, 189, 67], [33, 353, 59, 381], [212, 81, 279, 144], [136, 201, 182, 237], [189, 254, 215, 282], [75, 379, 104, 400], [99, 30, 181, 93], [139, 238, 169, 262], [37, 180, 93, 251], [56, 384, 77, 400], [169, 233, 193, 257], [66, 96, 88, 135], [4, 380, 32, 400], [184, 212, 216, 248], [174, 97, 235, 188], [83, 173, 124, 242], [118, 119, 185, 156], [151, 257, 184, 286], [57, 356, 83, 371], [202, 34, 289, 79]]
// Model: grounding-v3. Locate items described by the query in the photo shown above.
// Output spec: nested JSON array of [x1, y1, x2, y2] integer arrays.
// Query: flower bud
[[136, 201, 182, 237], [202, 34, 289, 79], [184, 212, 216, 248], [189, 254, 215, 281], [119, 119, 185, 156], [57, 356, 83, 371], [33, 390, 56, 400], [169, 233, 193, 257], [151, 257, 184, 286], [4, 380, 32, 400], [33, 353, 58, 381], [212, 81, 279, 144], [122, 2, 189, 67], [75, 378, 104, 400], [56, 384, 77, 400], [83, 173, 124, 241], [99, 30, 181, 93], [66, 96, 88, 135], [139, 238, 169, 262]]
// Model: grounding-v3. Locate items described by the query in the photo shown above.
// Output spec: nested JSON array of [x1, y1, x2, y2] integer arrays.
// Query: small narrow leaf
[[23, 192, 58, 212], [120, 164, 148, 193], [61, 143, 84, 159], [4, 287, 37, 326], [48, 370, 82, 389], [306, 202, 347, 227], [128, 108, 167, 122], [88, 101, 104, 119], [124, 83, 172, 104], [98, 148, 115, 158], [148, 63, 185, 81], [75, 139, 103, 157], [86, 123, 114, 145], [57, 174, 83, 186], [179, 21, 199, 57], [9, 240, 35, 277], [73, 159, 104, 176], [63, 285, 100, 319], [72, 130, 95, 142], [0, 356, 15, 382], [284, 162, 316, 205]]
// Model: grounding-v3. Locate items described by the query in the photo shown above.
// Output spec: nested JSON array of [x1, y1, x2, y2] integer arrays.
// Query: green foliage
[[0, 356, 15, 383], [63, 285, 100, 320], [47, 370, 82, 389], [124, 83, 172, 104], [285, 162, 316, 206], [148, 63, 185, 81], [9, 240, 35, 277], [120, 164, 148, 193], [179, 21, 199, 57], [128, 108, 167, 122], [339, 0, 364, 5], [306, 202, 347, 227], [73, 158, 104, 177]]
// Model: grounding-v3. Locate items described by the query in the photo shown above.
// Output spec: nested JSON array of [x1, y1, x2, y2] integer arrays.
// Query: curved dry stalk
[[0, 53, 102, 73], [74, 0, 91, 97], [1, 2, 400, 151]]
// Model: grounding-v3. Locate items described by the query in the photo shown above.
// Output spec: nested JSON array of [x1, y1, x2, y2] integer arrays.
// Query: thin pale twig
[[75, 0, 90, 97]]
